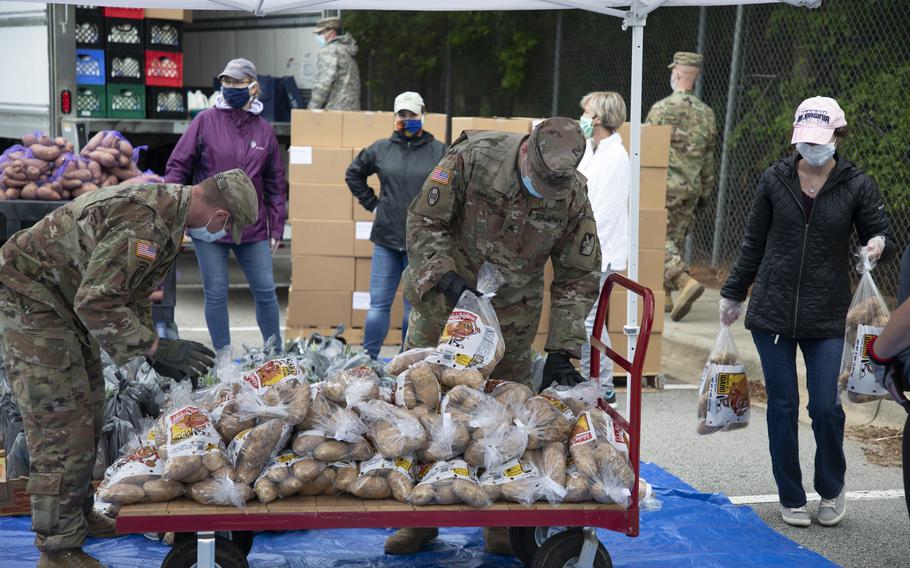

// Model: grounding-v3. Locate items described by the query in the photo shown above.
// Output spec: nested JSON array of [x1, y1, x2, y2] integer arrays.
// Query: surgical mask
[[579, 116, 595, 139], [222, 83, 254, 109], [316, 34, 326, 47], [188, 214, 228, 243], [670, 76, 679, 91], [522, 175, 544, 199], [796, 142, 836, 167]]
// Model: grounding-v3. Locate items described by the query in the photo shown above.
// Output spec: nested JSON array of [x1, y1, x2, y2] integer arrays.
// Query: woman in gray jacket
[[345, 91, 446, 359]]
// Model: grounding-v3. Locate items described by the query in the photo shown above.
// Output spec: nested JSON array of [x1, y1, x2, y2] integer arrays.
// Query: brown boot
[[384, 527, 439, 555], [37, 549, 105, 568], [670, 273, 704, 322], [484, 526, 513, 555], [85, 509, 117, 538], [664, 288, 674, 313]]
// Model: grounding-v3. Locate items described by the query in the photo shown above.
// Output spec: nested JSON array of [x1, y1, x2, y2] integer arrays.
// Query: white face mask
[[796, 142, 836, 167], [188, 213, 229, 243], [316, 34, 326, 47], [670, 75, 679, 91]]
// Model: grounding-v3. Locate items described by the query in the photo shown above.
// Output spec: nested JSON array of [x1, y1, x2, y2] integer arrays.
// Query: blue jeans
[[363, 244, 411, 359], [193, 239, 282, 351], [752, 331, 846, 508]]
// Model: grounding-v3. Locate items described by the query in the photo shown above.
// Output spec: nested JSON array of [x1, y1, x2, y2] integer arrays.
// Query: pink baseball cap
[[791, 96, 847, 144]]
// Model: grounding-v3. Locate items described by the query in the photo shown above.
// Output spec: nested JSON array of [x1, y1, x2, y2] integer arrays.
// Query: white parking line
[[663, 384, 700, 390], [728, 489, 905, 505], [180, 326, 289, 332]]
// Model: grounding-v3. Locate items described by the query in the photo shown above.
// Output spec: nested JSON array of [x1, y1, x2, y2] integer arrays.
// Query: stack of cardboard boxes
[[532, 123, 672, 378], [286, 110, 446, 343]]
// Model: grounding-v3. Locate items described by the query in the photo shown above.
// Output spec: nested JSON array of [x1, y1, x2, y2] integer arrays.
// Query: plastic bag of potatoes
[[97, 437, 184, 506], [188, 475, 254, 508], [355, 400, 426, 459], [483, 379, 534, 413], [323, 365, 381, 407], [253, 450, 327, 503], [242, 358, 311, 424], [479, 443, 567, 506], [226, 419, 292, 484], [418, 412, 470, 462], [302, 391, 368, 446], [426, 263, 506, 380], [513, 394, 575, 450], [696, 325, 750, 435], [291, 428, 373, 462], [569, 409, 635, 507], [391, 362, 442, 413], [349, 454, 416, 501], [408, 459, 491, 508], [158, 403, 228, 484], [385, 347, 435, 377]]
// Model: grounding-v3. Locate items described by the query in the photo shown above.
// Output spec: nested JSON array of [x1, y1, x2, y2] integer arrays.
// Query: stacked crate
[[286, 110, 448, 343], [74, 6, 108, 117], [103, 8, 146, 118], [144, 12, 187, 119], [531, 123, 672, 379]]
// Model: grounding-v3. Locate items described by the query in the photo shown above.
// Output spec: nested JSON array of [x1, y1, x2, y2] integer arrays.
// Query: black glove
[[437, 271, 479, 308], [540, 351, 585, 391], [146, 338, 216, 383]]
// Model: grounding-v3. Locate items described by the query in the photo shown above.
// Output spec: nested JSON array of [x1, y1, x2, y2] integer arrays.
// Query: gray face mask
[[796, 142, 836, 167]]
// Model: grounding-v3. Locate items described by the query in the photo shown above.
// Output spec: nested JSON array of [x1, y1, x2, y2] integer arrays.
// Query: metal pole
[[444, 15, 452, 144], [626, 16, 645, 408], [551, 11, 563, 117], [366, 51, 373, 111], [694, 6, 707, 100], [710, 4, 744, 267]]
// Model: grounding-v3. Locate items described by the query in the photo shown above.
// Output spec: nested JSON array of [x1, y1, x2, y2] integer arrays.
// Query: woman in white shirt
[[577, 91, 631, 403]]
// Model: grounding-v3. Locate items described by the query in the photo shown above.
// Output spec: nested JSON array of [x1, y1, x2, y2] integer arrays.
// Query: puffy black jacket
[[345, 130, 446, 251], [721, 154, 896, 338]]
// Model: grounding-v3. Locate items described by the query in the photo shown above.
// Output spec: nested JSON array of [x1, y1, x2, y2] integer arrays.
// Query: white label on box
[[355, 221, 373, 240], [289, 146, 313, 165], [352, 291, 371, 311]]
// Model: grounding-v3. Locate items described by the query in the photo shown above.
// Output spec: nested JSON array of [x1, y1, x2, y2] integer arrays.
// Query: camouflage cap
[[213, 169, 259, 244], [526, 117, 585, 198], [668, 51, 703, 68], [314, 17, 341, 33]]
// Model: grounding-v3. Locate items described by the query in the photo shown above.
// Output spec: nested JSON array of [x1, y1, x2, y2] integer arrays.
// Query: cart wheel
[[510, 527, 579, 567], [530, 530, 612, 568], [172, 531, 254, 556], [161, 535, 249, 568]]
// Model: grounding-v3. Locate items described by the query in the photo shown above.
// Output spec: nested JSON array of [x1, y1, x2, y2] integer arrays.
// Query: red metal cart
[[116, 273, 655, 568]]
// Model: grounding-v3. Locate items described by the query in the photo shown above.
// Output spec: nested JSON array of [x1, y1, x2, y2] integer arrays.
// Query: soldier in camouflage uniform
[[307, 17, 362, 110], [385, 118, 601, 557], [646, 51, 717, 321], [0, 169, 258, 568]]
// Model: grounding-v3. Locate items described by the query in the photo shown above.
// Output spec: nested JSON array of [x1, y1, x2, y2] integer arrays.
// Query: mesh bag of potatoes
[[253, 450, 327, 503], [408, 459, 491, 508], [569, 409, 635, 507], [158, 401, 229, 484], [390, 362, 442, 413], [696, 325, 751, 435], [839, 250, 891, 403], [323, 365, 381, 407], [225, 419, 292, 484], [355, 400, 427, 459], [426, 263, 506, 381], [349, 454, 416, 501], [97, 430, 184, 506]]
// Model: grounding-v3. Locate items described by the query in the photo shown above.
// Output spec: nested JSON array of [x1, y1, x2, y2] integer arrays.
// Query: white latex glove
[[270, 238, 281, 254], [719, 298, 743, 327], [864, 236, 885, 261]]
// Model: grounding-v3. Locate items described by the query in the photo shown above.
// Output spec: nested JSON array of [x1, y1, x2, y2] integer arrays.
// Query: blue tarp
[[0, 463, 835, 567]]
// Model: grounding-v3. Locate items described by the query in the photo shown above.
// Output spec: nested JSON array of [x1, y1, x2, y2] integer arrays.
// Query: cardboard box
[[290, 110, 344, 147], [291, 220, 354, 257], [354, 221, 373, 258], [342, 111, 395, 148], [355, 258, 371, 290], [640, 167, 668, 209], [0, 478, 30, 516], [635, 248, 666, 289], [424, 113, 448, 139], [291, 256, 355, 291], [638, 209, 668, 250], [451, 117, 532, 138], [289, 183, 352, 220], [144, 9, 192, 22], [287, 290, 352, 328], [351, 292, 405, 328], [532, 333, 548, 353], [607, 290, 666, 333], [288, 147, 353, 184], [353, 197, 375, 222], [538, 292, 551, 335], [609, 331, 662, 375], [617, 123, 672, 168]]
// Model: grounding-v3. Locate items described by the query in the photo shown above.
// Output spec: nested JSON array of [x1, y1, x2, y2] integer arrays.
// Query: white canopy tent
[[37, 0, 820, 372]]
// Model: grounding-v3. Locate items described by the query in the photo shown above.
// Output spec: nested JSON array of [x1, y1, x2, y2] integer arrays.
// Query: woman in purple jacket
[[165, 58, 287, 352]]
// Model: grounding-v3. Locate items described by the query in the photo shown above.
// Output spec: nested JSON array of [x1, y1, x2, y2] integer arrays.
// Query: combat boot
[[670, 273, 704, 322], [85, 509, 117, 538], [483, 527, 513, 555], [384, 527, 439, 555], [37, 549, 105, 568], [664, 288, 674, 313]]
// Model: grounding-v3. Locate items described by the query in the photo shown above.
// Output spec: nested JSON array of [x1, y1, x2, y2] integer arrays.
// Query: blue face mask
[[522, 175, 544, 199], [796, 142, 836, 167], [189, 214, 228, 243], [222, 86, 251, 109], [316, 34, 326, 47], [404, 119, 423, 134]]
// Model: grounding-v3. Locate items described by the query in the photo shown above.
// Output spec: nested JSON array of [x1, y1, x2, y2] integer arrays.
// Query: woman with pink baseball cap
[[719, 96, 895, 528]]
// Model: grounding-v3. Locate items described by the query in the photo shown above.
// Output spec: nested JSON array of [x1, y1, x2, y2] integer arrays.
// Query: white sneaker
[[780, 505, 811, 527], [817, 487, 846, 526]]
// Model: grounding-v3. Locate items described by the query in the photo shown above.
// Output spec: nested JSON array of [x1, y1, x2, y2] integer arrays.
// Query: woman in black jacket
[[345, 92, 446, 359], [720, 96, 895, 528]]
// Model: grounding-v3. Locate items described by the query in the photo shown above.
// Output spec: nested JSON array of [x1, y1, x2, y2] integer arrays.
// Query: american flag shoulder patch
[[429, 167, 452, 185], [136, 239, 158, 261]]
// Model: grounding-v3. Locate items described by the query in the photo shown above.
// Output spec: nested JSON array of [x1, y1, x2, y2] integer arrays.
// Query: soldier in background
[[386, 118, 601, 557], [0, 170, 258, 568], [307, 17, 362, 110], [646, 51, 717, 322]]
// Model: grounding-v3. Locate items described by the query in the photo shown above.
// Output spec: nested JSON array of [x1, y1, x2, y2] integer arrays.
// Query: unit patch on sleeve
[[429, 167, 452, 185], [579, 233, 596, 257], [136, 240, 158, 261]]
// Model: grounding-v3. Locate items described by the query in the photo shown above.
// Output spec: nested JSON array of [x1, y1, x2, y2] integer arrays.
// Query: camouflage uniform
[[402, 127, 602, 387], [646, 53, 717, 289], [308, 33, 362, 111], [0, 184, 190, 553]]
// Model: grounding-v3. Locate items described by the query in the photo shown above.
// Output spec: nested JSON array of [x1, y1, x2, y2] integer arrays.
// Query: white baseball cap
[[394, 92, 424, 115], [791, 96, 847, 144]]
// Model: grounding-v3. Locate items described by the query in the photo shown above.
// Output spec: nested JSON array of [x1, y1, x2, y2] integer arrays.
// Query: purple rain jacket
[[164, 106, 287, 243]]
